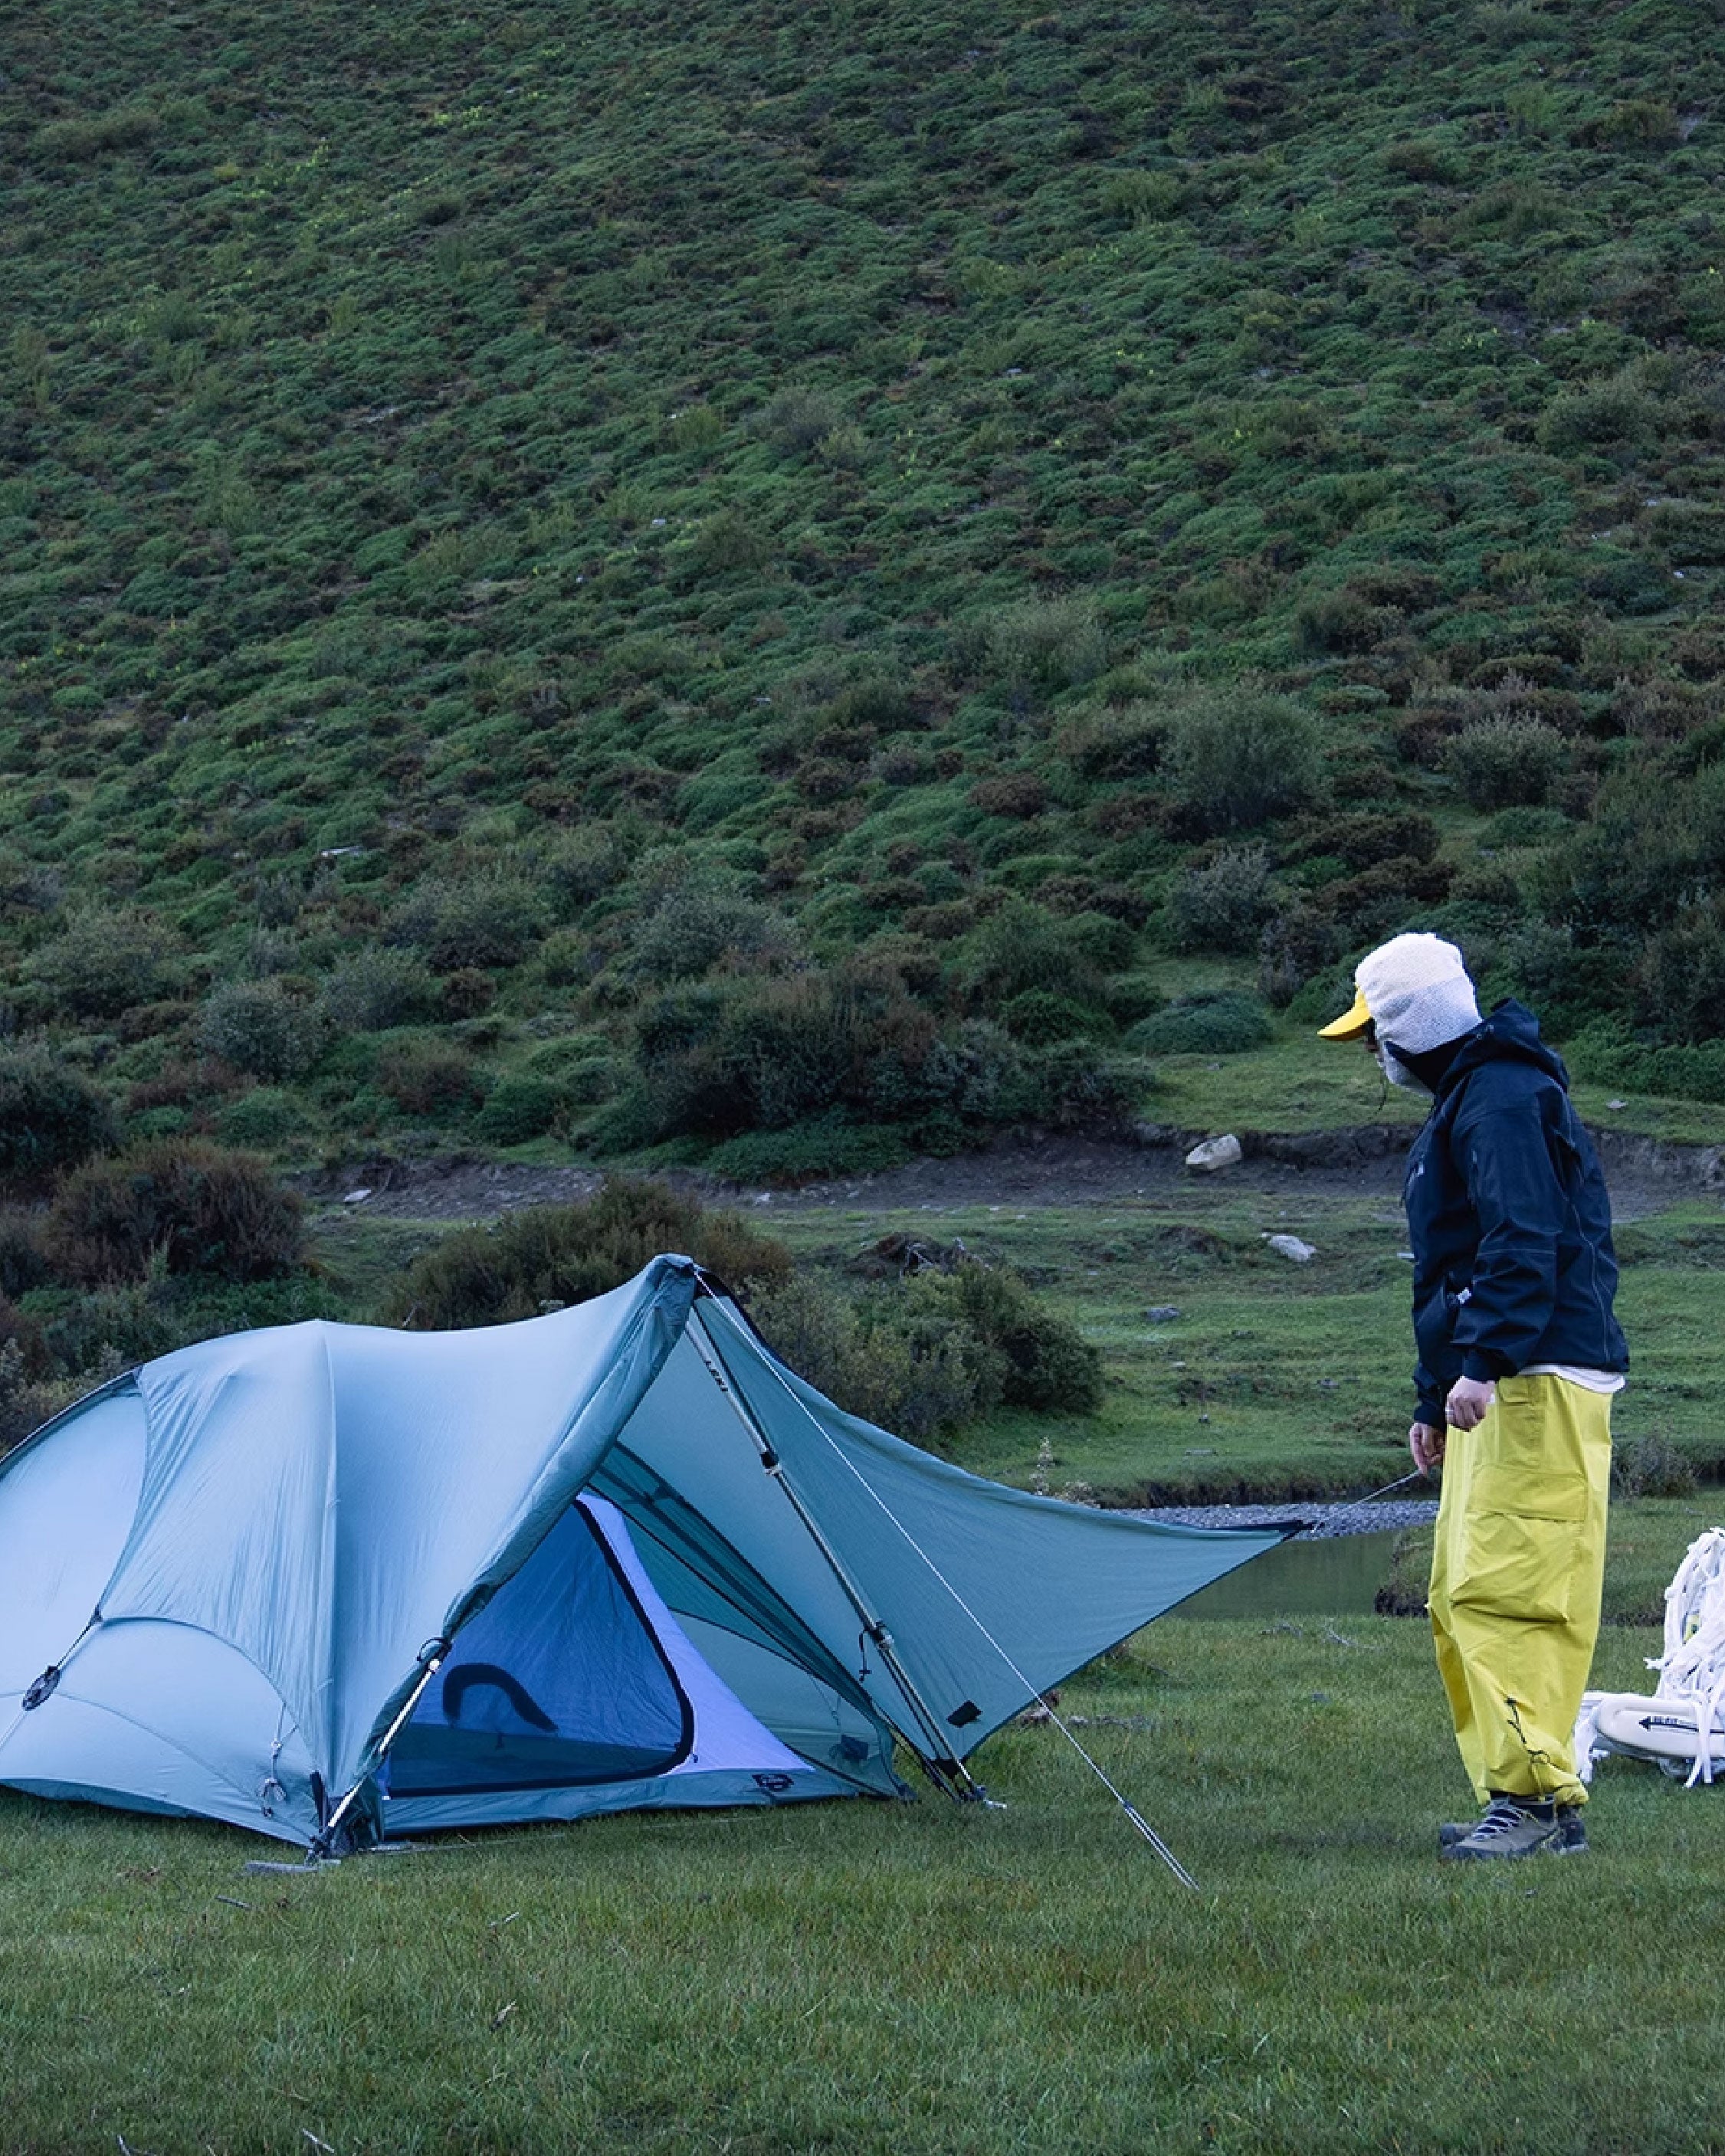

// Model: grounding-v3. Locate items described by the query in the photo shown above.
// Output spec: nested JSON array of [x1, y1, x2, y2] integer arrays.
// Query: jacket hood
[[1437, 999, 1569, 1098]]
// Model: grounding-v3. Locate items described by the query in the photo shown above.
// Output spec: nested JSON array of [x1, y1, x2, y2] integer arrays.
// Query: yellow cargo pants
[[1428, 1374, 1613, 1807]]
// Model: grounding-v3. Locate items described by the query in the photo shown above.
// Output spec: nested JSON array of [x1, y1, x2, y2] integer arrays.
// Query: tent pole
[[310, 1637, 449, 1857], [687, 1306, 982, 1800]]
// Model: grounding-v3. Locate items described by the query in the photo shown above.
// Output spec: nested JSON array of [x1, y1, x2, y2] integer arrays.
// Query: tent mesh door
[[386, 1504, 694, 1796]]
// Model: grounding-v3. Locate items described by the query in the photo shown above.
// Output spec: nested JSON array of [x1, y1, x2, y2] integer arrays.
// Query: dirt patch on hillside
[[300, 1122, 1720, 1225]]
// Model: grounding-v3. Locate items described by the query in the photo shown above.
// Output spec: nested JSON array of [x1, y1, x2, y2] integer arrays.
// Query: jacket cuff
[[1417, 1393, 1445, 1427], [1461, 1349, 1508, 1384]]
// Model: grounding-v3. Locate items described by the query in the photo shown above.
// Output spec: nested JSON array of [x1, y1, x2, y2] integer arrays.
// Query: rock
[[1185, 1133, 1243, 1173], [1145, 1305, 1183, 1323], [1264, 1233, 1317, 1263], [342, 1188, 372, 1205]]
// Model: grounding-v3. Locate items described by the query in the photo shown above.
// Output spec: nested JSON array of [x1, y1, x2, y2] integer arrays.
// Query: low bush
[[542, 824, 628, 909], [318, 947, 437, 1032], [1164, 683, 1323, 834], [392, 874, 546, 971], [1002, 990, 1104, 1044], [984, 598, 1108, 693], [473, 1074, 567, 1145], [1260, 909, 1345, 1009], [1164, 844, 1275, 955], [752, 1256, 1104, 1447], [388, 1178, 792, 1328], [959, 898, 1107, 1006], [1612, 1429, 1697, 1499], [440, 968, 497, 1020], [0, 1045, 116, 1191], [759, 387, 841, 455], [703, 1116, 910, 1184], [26, 906, 176, 1018], [1054, 702, 1166, 779], [375, 1038, 486, 1116], [1445, 719, 1571, 810], [0, 1211, 51, 1299], [218, 1087, 307, 1148], [750, 1272, 1003, 1447], [198, 979, 324, 1080], [43, 1139, 307, 1285], [625, 865, 794, 982], [1126, 991, 1274, 1056], [939, 1261, 1105, 1412]]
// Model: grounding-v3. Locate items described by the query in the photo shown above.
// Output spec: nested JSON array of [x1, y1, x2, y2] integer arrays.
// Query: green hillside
[[4, 0, 1725, 1183]]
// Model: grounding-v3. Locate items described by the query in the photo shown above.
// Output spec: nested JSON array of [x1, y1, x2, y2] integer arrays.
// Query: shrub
[[1025, 1043, 1150, 1130], [1164, 683, 1323, 833], [31, 106, 159, 162], [375, 1038, 485, 1115], [1126, 991, 1274, 1056], [198, 979, 324, 1080], [389, 1178, 792, 1328], [474, 1074, 567, 1145], [1536, 382, 1658, 452], [0, 1211, 51, 1299], [751, 1272, 1002, 1447], [27, 905, 175, 1017], [1259, 909, 1344, 1008], [688, 510, 772, 575], [986, 598, 1107, 693], [1612, 1430, 1697, 1499], [752, 1257, 1104, 1444], [543, 824, 628, 909], [969, 772, 1049, 819], [1002, 990, 1103, 1044], [43, 1140, 306, 1285], [440, 968, 498, 1020], [626, 866, 795, 982], [319, 946, 437, 1032], [218, 1087, 305, 1147], [760, 387, 841, 454], [1632, 904, 1725, 1044], [392, 874, 546, 970], [1165, 844, 1275, 955], [959, 898, 1105, 1006], [620, 965, 1058, 1147], [937, 1262, 1105, 1412], [1054, 703, 1167, 779], [703, 1116, 910, 1184], [1445, 719, 1571, 810], [0, 1045, 116, 1190]]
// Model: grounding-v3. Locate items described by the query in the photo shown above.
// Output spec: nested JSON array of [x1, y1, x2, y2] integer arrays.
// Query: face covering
[[1376, 1039, 1430, 1093]]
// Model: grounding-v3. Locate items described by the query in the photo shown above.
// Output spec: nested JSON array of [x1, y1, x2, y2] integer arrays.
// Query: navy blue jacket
[[1402, 1001, 1628, 1425]]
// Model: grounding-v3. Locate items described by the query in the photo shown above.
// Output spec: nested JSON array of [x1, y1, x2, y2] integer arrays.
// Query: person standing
[[1319, 932, 1628, 1859]]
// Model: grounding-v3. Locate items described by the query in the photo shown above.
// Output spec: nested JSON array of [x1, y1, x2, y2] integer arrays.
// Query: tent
[[0, 1256, 1285, 1850]]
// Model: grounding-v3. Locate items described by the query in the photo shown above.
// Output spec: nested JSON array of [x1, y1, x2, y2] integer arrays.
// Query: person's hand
[[1445, 1375, 1497, 1431], [1409, 1421, 1446, 1476]]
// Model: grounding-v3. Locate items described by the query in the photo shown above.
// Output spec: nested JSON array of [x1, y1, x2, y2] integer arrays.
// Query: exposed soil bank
[[302, 1122, 1723, 1224]]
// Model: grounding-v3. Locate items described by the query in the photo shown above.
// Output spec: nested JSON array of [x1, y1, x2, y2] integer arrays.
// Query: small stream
[[1176, 1525, 1406, 1618]]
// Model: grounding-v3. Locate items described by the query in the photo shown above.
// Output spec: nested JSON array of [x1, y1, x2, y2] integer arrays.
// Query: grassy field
[[6, 1184, 1723, 2149], [734, 1187, 1725, 1502], [2, 1502, 1722, 2155]]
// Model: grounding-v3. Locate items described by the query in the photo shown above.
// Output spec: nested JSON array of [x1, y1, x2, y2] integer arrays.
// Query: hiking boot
[[1438, 1807, 1588, 1850], [1439, 1795, 1588, 1860]]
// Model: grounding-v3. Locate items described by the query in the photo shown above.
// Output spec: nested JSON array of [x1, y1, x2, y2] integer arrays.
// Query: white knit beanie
[[1320, 932, 1481, 1053]]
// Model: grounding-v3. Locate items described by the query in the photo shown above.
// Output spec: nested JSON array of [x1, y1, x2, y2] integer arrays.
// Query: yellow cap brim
[[1317, 987, 1373, 1040]]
